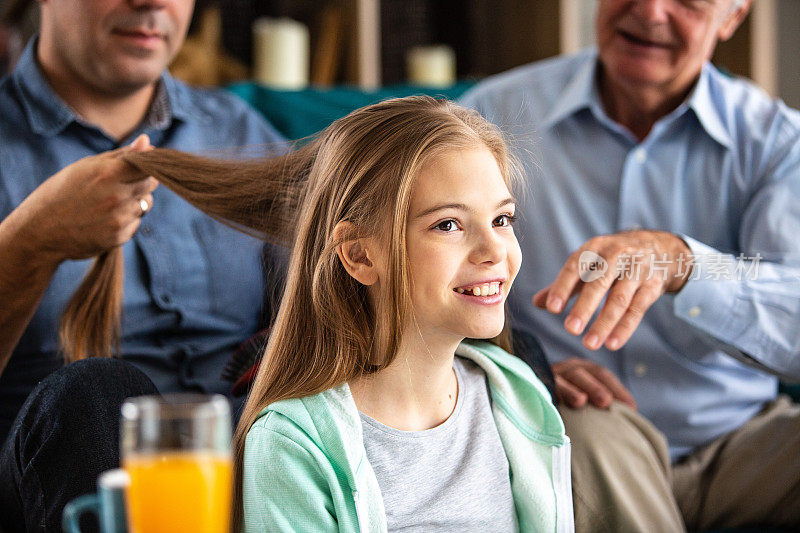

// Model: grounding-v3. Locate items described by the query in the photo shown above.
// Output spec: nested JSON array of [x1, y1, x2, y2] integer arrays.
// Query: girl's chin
[[460, 325, 505, 341]]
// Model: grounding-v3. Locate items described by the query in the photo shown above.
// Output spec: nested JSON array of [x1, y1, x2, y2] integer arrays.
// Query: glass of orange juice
[[120, 394, 232, 533]]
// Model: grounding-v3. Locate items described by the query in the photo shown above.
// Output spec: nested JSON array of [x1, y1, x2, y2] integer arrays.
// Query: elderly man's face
[[596, 0, 747, 95], [39, 0, 195, 95]]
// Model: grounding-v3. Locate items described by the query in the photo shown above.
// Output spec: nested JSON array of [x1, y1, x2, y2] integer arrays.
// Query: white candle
[[406, 45, 456, 87], [253, 18, 309, 90]]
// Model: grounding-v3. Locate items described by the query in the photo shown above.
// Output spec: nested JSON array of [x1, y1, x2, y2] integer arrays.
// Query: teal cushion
[[226, 82, 475, 141]]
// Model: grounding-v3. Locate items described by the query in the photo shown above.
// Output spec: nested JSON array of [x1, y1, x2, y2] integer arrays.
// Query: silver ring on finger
[[138, 197, 150, 217]]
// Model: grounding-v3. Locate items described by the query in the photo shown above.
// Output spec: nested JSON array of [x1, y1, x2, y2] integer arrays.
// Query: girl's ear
[[333, 221, 380, 286]]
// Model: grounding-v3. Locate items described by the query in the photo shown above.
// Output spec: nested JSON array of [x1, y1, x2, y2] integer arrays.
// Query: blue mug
[[62, 468, 130, 533]]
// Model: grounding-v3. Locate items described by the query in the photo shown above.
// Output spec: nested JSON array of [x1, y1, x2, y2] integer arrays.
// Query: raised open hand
[[534, 230, 692, 351]]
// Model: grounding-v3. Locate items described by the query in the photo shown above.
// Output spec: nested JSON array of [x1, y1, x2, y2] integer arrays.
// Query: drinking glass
[[120, 394, 232, 533]]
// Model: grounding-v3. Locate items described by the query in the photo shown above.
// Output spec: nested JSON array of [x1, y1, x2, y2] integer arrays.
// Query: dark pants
[[0, 358, 158, 533]]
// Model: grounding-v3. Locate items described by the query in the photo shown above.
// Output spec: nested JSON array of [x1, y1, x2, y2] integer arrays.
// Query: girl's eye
[[434, 219, 460, 232], [494, 214, 517, 227]]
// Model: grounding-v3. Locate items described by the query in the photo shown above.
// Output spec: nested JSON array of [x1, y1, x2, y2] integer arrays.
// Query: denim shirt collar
[[11, 36, 191, 138], [541, 48, 732, 150]]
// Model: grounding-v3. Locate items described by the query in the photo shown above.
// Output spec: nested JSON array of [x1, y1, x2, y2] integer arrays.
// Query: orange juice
[[124, 451, 232, 533]]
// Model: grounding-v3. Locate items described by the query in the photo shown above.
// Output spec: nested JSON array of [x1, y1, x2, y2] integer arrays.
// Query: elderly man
[[462, 0, 800, 530], [0, 0, 285, 529]]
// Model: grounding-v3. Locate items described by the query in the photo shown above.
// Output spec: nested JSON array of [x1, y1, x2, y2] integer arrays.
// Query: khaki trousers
[[559, 397, 800, 532]]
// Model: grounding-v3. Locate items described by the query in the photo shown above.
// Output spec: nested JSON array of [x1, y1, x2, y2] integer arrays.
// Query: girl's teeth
[[459, 282, 501, 296]]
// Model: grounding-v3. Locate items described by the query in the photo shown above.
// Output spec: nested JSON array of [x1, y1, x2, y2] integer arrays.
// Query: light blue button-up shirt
[[0, 40, 286, 439], [461, 49, 800, 459]]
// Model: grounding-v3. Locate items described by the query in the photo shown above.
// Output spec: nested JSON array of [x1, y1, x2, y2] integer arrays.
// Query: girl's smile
[[453, 279, 505, 304]]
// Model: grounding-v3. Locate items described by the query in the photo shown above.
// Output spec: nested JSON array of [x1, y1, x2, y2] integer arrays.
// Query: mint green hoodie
[[242, 341, 574, 532]]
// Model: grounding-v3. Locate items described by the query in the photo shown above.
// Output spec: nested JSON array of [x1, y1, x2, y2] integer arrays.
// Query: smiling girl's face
[[404, 147, 522, 345]]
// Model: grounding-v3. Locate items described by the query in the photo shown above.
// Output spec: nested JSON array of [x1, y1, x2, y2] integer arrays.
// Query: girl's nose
[[468, 229, 505, 265]]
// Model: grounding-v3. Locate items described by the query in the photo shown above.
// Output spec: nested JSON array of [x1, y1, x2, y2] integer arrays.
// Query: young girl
[[85, 97, 572, 531]]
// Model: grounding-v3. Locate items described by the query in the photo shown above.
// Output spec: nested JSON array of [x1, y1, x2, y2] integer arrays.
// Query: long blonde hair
[[59, 96, 519, 528]]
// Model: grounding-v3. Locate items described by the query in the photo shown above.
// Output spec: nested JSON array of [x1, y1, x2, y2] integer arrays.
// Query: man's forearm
[[0, 212, 60, 375]]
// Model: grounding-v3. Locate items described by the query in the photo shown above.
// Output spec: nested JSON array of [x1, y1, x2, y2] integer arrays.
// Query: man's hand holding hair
[[10, 134, 158, 267]]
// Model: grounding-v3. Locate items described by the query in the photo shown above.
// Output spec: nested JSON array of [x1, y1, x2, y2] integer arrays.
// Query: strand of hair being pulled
[[58, 141, 316, 362]]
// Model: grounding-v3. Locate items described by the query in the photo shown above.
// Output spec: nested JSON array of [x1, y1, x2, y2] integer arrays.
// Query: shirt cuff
[[672, 236, 741, 337]]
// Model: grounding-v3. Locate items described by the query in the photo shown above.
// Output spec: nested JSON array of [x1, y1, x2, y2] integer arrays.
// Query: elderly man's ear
[[718, 0, 752, 42], [333, 221, 382, 286]]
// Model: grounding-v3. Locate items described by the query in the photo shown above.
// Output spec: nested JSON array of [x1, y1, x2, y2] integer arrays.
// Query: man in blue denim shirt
[[0, 0, 285, 529], [463, 0, 800, 530]]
